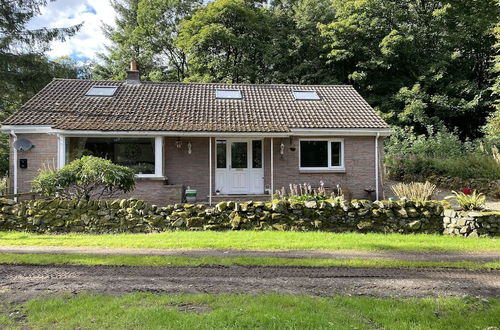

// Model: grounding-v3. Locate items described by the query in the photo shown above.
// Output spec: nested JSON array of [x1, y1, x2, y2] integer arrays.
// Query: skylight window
[[216, 89, 242, 99], [292, 90, 320, 101], [86, 86, 118, 97]]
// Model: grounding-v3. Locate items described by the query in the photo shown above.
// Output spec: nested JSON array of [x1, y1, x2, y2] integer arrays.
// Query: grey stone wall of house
[[443, 209, 500, 237]]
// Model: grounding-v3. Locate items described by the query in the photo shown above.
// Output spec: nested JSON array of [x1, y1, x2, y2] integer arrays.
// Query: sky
[[27, 0, 116, 62]]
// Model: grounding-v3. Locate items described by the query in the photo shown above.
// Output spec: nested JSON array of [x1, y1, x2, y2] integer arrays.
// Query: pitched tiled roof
[[2, 79, 389, 132]]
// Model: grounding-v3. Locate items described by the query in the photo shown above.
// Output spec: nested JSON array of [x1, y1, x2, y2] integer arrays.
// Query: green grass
[[1, 293, 499, 329], [0, 231, 498, 252], [0, 253, 498, 270]]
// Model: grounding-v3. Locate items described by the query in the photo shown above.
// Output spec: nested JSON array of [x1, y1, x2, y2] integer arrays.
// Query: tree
[[0, 0, 82, 175], [266, 0, 336, 84], [33, 156, 136, 201], [484, 12, 500, 146], [320, 0, 499, 139], [92, 0, 153, 80], [176, 0, 272, 83], [136, 0, 201, 81], [93, 0, 199, 81]]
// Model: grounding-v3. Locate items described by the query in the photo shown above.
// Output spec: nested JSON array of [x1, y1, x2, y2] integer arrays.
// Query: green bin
[[185, 188, 197, 203]]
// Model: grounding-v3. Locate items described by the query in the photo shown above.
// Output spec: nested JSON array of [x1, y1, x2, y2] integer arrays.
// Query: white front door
[[215, 139, 264, 194]]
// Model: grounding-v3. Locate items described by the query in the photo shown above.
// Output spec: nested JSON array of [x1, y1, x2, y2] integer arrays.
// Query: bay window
[[64, 136, 163, 177], [299, 139, 344, 170]]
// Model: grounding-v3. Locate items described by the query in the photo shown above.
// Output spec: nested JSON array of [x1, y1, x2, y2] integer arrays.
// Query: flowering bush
[[274, 182, 344, 201]]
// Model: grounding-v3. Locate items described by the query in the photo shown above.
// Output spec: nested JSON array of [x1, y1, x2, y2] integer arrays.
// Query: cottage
[[1, 65, 391, 205]]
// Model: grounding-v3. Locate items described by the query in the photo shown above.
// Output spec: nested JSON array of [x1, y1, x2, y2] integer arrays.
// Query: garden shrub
[[32, 156, 135, 201], [391, 181, 437, 201], [385, 127, 500, 182], [445, 191, 487, 211]]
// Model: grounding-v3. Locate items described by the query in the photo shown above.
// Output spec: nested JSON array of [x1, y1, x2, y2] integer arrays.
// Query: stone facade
[[10, 133, 384, 205], [443, 209, 500, 237]]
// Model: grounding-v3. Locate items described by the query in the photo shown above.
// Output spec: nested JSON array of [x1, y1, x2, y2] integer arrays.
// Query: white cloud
[[27, 0, 116, 61]]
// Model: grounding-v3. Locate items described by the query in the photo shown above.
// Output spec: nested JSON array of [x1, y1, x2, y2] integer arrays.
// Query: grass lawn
[[1, 293, 498, 329], [1, 253, 498, 270], [0, 231, 498, 252]]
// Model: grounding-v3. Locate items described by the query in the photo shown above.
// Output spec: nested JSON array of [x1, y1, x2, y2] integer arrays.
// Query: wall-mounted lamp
[[175, 138, 182, 149], [187, 141, 192, 155], [280, 142, 285, 158]]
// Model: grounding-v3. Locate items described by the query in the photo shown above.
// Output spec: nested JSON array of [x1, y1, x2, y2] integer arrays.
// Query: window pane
[[86, 86, 118, 96], [252, 140, 262, 168], [300, 141, 328, 167], [231, 142, 247, 168], [216, 140, 227, 168], [66, 137, 155, 174], [331, 142, 342, 167], [216, 89, 242, 99], [292, 90, 320, 100]]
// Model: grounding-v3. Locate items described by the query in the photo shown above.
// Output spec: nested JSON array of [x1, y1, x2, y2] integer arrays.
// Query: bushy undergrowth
[[386, 128, 500, 181]]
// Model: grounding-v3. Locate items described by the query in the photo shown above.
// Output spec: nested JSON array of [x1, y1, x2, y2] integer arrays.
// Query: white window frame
[[58, 135, 164, 178], [298, 138, 345, 171]]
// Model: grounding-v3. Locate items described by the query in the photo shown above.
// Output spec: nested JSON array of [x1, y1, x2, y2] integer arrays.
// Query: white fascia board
[[289, 128, 392, 136], [0, 125, 54, 134], [2, 125, 392, 137]]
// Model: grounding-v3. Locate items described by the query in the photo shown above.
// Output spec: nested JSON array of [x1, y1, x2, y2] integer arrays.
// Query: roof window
[[292, 90, 320, 101], [216, 88, 242, 99], [86, 86, 118, 97]]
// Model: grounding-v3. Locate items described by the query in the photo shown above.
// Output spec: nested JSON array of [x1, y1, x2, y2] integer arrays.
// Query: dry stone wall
[[443, 209, 500, 237], [0, 198, 498, 236]]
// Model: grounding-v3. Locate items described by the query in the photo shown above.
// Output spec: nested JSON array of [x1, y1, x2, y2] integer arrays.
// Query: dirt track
[[0, 264, 498, 302]]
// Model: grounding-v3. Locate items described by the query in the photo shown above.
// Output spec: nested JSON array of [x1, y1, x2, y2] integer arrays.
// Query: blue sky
[[28, 0, 116, 62]]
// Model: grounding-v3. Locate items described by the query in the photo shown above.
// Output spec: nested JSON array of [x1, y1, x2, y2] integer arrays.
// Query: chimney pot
[[126, 61, 140, 84], [130, 61, 138, 71]]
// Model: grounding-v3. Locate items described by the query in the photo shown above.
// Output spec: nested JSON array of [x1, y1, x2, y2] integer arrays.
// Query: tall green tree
[[137, 0, 201, 81], [92, 0, 153, 80], [93, 0, 199, 81], [0, 0, 82, 175], [484, 15, 500, 146], [266, 0, 336, 84], [320, 0, 499, 139], [176, 0, 272, 83]]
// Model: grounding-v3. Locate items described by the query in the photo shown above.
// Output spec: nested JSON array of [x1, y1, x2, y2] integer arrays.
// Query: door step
[[207, 194, 272, 203]]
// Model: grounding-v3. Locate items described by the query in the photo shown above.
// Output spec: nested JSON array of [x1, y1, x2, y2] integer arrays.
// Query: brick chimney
[[126, 61, 140, 84]]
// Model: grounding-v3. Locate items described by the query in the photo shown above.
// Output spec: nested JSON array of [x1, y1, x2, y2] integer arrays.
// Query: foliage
[[176, 0, 272, 83], [274, 182, 343, 201], [320, 0, 499, 140], [445, 191, 487, 211], [32, 156, 135, 201], [92, 0, 200, 81], [0, 1, 85, 175], [0, 175, 8, 195], [391, 182, 438, 201], [385, 127, 500, 180]]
